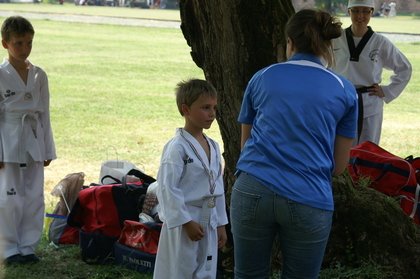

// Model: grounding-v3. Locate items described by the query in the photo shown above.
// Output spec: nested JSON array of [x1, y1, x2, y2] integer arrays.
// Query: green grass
[[0, 3, 419, 278], [0, 2, 181, 21]]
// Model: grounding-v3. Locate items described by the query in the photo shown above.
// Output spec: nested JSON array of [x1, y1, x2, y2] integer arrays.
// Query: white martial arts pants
[[0, 162, 45, 259], [356, 111, 383, 146]]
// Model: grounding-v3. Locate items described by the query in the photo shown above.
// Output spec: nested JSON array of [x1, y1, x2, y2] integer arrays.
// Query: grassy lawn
[[0, 2, 181, 21], [0, 3, 419, 278]]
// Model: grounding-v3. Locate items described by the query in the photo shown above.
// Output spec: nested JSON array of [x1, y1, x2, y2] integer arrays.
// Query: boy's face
[[2, 32, 33, 63], [183, 94, 217, 131]]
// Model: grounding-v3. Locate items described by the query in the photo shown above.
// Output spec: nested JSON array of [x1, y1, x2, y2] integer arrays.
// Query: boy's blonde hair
[[1, 16, 35, 42], [175, 79, 217, 116]]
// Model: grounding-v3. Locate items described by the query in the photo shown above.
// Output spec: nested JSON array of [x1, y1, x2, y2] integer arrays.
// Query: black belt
[[355, 86, 374, 143], [356, 86, 374, 94]]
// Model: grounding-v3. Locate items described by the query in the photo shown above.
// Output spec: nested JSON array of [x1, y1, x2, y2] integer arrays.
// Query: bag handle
[[100, 175, 122, 185], [126, 169, 156, 185], [101, 169, 156, 186], [349, 157, 410, 182], [409, 183, 420, 219]]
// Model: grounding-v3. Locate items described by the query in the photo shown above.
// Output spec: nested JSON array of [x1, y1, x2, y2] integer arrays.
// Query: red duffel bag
[[118, 220, 162, 254], [347, 141, 420, 225]]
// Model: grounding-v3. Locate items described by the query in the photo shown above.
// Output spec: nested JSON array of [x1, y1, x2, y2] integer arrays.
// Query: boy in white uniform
[[153, 79, 228, 279], [0, 16, 56, 265], [333, 0, 412, 145]]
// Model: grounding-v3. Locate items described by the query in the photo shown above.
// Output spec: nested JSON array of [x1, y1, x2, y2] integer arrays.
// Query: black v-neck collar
[[345, 26, 374, 62]]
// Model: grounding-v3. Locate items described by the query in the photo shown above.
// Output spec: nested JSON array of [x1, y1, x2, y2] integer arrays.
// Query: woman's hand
[[368, 84, 385, 98]]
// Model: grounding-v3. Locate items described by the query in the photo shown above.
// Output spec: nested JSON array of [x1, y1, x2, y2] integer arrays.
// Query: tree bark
[[179, 0, 295, 196]]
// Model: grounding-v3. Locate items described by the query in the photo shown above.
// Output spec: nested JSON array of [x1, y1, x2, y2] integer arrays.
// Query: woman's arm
[[240, 124, 252, 150], [333, 135, 354, 176]]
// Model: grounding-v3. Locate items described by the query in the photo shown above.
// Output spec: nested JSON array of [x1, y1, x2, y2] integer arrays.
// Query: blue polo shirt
[[236, 53, 358, 211]]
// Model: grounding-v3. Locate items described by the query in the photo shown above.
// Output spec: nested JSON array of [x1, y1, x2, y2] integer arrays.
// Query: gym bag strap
[[126, 168, 157, 185]]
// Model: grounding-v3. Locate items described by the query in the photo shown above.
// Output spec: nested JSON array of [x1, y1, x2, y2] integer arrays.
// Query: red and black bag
[[348, 141, 420, 224], [67, 174, 153, 264], [67, 182, 148, 238]]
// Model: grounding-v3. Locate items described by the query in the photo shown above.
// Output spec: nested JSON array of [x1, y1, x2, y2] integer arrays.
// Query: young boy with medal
[[0, 16, 56, 265], [153, 79, 228, 279]]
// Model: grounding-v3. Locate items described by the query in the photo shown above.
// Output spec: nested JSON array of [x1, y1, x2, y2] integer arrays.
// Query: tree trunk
[[179, 0, 295, 198]]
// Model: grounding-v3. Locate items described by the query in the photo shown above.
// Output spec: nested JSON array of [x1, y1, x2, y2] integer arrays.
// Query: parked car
[[127, 0, 178, 9], [3, 0, 41, 3], [128, 0, 149, 8], [158, 0, 178, 9]]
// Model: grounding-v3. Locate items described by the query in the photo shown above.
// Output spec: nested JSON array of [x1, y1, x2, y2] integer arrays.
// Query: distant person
[[333, 0, 412, 145], [388, 1, 397, 17], [153, 79, 228, 279], [0, 16, 56, 265], [231, 9, 358, 279], [384, 2, 391, 16]]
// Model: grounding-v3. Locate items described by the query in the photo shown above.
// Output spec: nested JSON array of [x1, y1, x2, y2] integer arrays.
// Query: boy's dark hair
[[1, 16, 35, 42], [175, 79, 217, 116]]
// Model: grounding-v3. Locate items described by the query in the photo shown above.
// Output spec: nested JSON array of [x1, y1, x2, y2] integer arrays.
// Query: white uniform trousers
[[0, 162, 45, 259], [356, 111, 383, 145]]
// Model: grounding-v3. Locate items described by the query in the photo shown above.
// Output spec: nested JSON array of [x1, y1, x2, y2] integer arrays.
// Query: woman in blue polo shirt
[[230, 9, 358, 279]]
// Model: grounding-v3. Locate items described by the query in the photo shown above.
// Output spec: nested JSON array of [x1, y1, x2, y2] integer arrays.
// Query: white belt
[[1, 112, 40, 163], [187, 195, 220, 272], [187, 195, 220, 226]]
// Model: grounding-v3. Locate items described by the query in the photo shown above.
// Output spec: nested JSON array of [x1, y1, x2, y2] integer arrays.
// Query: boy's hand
[[217, 226, 227, 248], [44, 159, 52, 167], [183, 220, 204, 241]]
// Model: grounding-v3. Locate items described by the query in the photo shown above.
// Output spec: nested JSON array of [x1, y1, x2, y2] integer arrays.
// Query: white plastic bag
[[99, 160, 137, 185]]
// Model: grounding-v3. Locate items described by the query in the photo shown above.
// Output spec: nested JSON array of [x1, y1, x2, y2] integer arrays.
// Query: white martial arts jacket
[[0, 59, 56, 164], [154, 128, 228, 279], [333, 28, 412, 118]]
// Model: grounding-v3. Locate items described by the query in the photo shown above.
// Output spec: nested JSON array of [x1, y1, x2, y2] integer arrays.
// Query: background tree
[[179, 0, 420, 277]]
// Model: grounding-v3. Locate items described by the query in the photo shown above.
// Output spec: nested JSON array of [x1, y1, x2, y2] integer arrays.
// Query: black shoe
[[22, 254, 40, 264], [3, 254, 25, 266]]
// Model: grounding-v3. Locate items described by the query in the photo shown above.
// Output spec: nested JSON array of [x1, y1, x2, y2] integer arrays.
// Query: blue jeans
[[230, 172, 333, 279]]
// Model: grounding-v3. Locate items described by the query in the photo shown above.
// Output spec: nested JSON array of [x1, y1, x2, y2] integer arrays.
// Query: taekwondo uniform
[[153, 128, 228, 279], [333, 27, 412, 144], [0, 59, 56, 259]]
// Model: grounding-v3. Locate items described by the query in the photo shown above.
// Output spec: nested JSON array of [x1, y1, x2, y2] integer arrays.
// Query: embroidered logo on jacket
[[369, 49, 379, 62], [24, 92, 32, 101], [2, 89, 16, 98], [7, 188, 16, 196], [183, 156, 193, 165]]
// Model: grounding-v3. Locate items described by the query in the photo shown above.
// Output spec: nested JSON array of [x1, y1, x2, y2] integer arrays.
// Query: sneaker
[[22, 254, 40, 264], [3, 254, 25, 266]]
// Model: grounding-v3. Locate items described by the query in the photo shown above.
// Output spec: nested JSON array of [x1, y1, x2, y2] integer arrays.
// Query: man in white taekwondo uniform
[[333, 0, 412, 145], [153, 128, 228, 279], [0, 57, 56, 261]]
